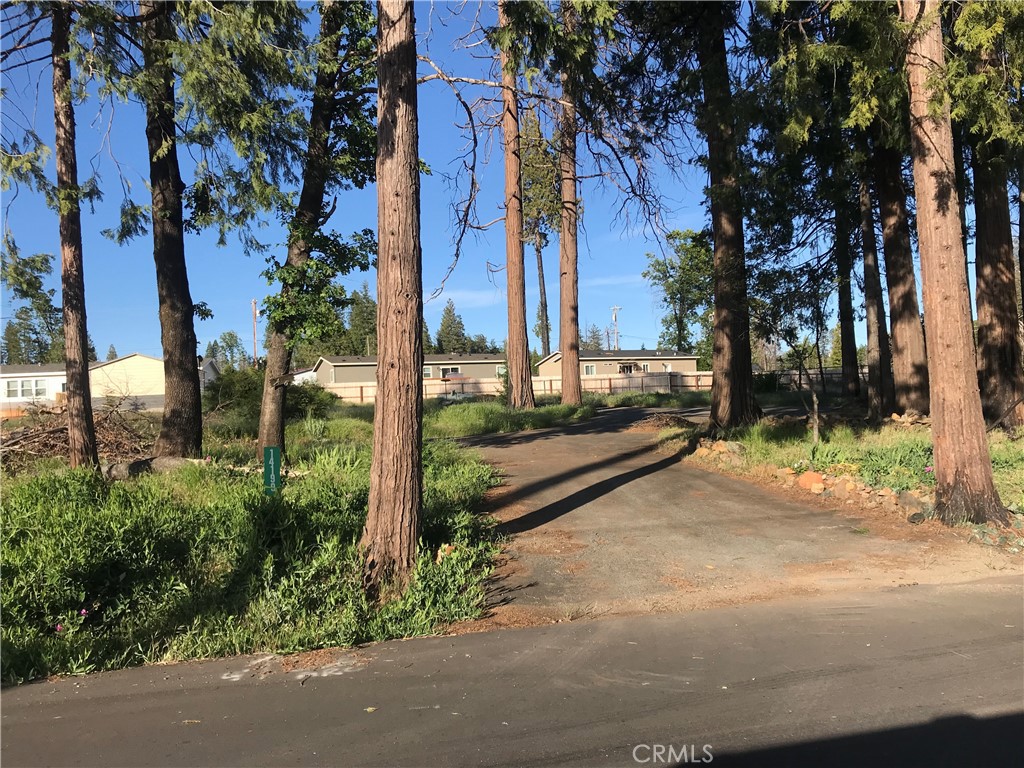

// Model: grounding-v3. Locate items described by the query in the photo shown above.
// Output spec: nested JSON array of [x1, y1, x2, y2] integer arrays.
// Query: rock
[[797, 471, 825, 490], [833, 480, 857, 500], [907, 511, 927, 525], [103, 456, 196, 480], [711, 440, 743, 454], [692, 447, 711, 459], [777, 467, 796, 476], [898, 490, 930, 515], [810, 482, 826, 494]]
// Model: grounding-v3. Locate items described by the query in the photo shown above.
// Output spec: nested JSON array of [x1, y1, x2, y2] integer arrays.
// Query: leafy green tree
[[520, 109, 561, 357], [343, 284, 378, 356], [580, 324, 604, 350], [949, 0, 1024, 426], [643, 230, 713, 354], [903, 0, 1007, 524], [255, 1, 376, 457], [435, 299, 469, 354], [614, 2, 760, 429], [217, 330, 249, 370], [106, 345, 118, 361], [0, 242, 62, 364]]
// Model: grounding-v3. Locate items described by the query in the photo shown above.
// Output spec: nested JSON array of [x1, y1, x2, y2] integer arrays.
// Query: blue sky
[[6, 3, 971, 364], [0, 3, 715, 362]]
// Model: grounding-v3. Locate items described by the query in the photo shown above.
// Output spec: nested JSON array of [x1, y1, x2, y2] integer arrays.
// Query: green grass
[[424, 401, 595, 438], [1, 442, 499, 685], [1, 392, 603, 684], [663, 419, 1024, 510]]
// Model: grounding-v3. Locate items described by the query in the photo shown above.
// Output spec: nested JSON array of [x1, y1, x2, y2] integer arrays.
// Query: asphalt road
[[3, 582, 1021, 767], [464, 407, 1018, 618]]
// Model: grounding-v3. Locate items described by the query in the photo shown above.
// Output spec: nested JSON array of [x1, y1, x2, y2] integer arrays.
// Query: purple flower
[[56, 624, 64, 632], [924, 466, 933, 473], [79, 609, 89, 616]]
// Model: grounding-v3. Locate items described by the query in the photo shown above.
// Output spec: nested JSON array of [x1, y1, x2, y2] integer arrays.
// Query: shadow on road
[[709, 711, 1024, 767], [498, 452, 684, 534], [481, 441, 659, 515]]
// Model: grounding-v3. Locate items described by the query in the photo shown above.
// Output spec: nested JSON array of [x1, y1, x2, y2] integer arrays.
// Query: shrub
[[204, 368, 337, 439], [1, 442, 499, 684]]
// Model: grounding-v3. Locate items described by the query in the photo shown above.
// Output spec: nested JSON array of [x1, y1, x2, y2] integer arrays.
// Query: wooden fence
[[323, 371, 714, 404]]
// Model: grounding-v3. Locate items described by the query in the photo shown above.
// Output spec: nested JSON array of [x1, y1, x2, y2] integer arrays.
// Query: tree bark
[[972, 140, 1024, 427], [858, 175, 896, 420], [52, 4, 98, 470], [499, 1, 535, 411], [258, 1, 345, 458], [872, 140, 930, 415], [141, 0, 202, 458], [903, 0, 1006, 525], [697, 3, 760, 431], [535, 232, 551, 358], [834, 203, 860, 398], [951, 124, 972, 295], [360, 0, 422, 596], [557, 6, 582, 407]]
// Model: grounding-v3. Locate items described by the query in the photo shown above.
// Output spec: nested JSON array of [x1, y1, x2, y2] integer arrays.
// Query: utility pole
[[251, 299, 258, 363], [605, 328, 611, 350], [610, 306, 621, 350]]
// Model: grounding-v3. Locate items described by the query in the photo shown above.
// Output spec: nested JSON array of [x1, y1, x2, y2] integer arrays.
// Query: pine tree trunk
[[872, 141, 930, 415], [835, 204, 860, 398], [360, 0, 422, 596], [52, 5, 98, 470], [259, 330, 291, 455], [697, 4, 760, 431], [141, 0, 202, 458], [258, 1, 344, 458], [859, 175, 896, 420], [903, 0, 1006, 525], [499, 1, 534, 411], [557, 6, 582, 406], [952, 125, 972, 293], [972, 140, 1024, 427], [535, 232, 551, 358]]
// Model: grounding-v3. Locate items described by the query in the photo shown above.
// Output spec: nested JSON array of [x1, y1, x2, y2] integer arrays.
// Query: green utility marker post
[[264, 446, 281, 495]]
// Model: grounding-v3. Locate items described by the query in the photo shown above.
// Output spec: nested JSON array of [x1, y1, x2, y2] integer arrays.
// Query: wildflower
[[924, 466, 933, 473], [56, 624, 64, 632], [79, 609, 89, 616]]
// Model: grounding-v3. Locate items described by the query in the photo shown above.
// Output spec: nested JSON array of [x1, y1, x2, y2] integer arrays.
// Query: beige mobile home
[[536, 349, 699, 378]]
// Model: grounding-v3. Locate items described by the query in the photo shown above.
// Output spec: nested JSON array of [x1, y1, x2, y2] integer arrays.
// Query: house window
[[20, 380, 33, 397], [641, 363, 649, 373], [34, 379, 46, 396], [495, 365, 507, 376], [5, 381, 17, 398], [620, 364, 634, 374], [441, 366, 460, 377], [583, 364, 596, 376], [422, 366, 433, 378]]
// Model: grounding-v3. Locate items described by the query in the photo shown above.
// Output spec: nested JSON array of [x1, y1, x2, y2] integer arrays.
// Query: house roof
[[537, 349, 699, 366], [315, 353, 506, 370], [88, 352, 163, 371], [0, 363, 67, 376], [2, 353, 189, 378]]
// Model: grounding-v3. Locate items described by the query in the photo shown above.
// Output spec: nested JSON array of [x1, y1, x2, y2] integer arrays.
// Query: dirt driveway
[[462, 408, 1021, 626]]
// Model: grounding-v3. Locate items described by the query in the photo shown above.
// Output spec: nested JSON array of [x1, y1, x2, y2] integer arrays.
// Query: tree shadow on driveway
[[498, 452, 686, 534]]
